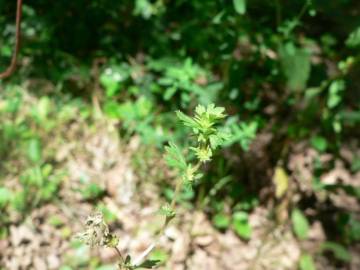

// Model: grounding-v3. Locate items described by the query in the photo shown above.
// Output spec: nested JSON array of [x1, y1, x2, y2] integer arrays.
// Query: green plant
[[321, 241, 351, 263], [0, 88, 82, 230], [224, 116, 258, 151], [291, 208, 310, 240], [1, 0, 360, 268], [75, 104, 229, 269], [147, 57, 222, 106], [232, 211, 252, 239], [299, 253, 316, 270]]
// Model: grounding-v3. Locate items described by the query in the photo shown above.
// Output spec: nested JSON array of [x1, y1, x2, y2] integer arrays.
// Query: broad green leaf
[[103, 101, 121, 118], [134, 0, 154, 19], [327, 80, 345, 109], [0, 187, 12, 208], [232, 211, 252, 239], [321, 242, 351, 262], [33, 96, 50, 121], [27, 138, 42, 163], [279, 42, 311, 91], [299, 254, 316, 270], [273, 167, 289, 198], [213, 213, 230, 229], [233, 0, 246, 15], [148, 249, 169, 264], [81, 183, 105, 200], [291, 208, 309, 240], [346, 26, 360, 48], [164, 87, 177, 100], [310, 136, 327, 152]]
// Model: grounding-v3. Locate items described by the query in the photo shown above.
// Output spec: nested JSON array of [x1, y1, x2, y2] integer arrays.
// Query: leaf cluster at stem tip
[[164, 104, 230, 191], [175, 104, 230, 163]]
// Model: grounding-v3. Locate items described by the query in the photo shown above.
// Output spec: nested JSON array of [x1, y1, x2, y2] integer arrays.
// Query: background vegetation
[[0, 0, 359, 269]]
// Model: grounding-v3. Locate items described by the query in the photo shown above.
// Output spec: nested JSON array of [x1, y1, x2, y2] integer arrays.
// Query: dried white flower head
[[75, 212, 118, 248]]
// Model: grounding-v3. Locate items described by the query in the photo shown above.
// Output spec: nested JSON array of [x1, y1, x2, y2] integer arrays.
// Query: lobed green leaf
[[175, 110, 200, 130], [164, 142, 187, 171]]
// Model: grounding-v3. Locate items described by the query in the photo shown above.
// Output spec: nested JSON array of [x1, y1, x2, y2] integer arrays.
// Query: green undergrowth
[[1, 0, 360, 268]]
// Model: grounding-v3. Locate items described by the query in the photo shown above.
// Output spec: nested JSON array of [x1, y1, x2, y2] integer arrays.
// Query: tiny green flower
[[191, 146, 213, 163], [159, 204, 176, 218]]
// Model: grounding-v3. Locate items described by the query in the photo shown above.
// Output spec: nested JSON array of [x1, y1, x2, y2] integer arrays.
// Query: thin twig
[[0, 0, 23, 79]]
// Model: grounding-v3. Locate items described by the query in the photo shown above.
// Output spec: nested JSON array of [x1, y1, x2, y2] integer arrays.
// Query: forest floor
[[0, 91, 359, 270]]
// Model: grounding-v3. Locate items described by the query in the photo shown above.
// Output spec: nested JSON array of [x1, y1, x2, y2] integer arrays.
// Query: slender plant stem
[[277, 0, 310, 38], [170, 178, 183, 210], [296, 1, 310, 22], [170, 161, 201, 210], [133, 161, 202, 266], [114, 246, 124, 264]]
